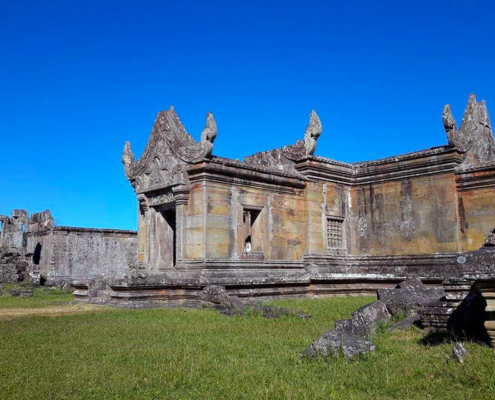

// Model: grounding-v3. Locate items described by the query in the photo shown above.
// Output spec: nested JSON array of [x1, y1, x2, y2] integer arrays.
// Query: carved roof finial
[[304, 110, 322, 156], [200, 112, 217, 159], [443, 94, 495, 164], [442, 104, 457, 146], [201, 112, 217, 144], [122, 141, 135, 178]]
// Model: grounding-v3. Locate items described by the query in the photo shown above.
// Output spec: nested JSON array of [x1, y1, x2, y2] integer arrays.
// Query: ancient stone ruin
[[2, 95, 495, 327], [71, 93, 495, 308], [0, 209, 137, 286]]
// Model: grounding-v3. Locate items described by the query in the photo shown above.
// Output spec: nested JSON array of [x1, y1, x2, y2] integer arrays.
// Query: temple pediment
[[122, 107, 217, 193]]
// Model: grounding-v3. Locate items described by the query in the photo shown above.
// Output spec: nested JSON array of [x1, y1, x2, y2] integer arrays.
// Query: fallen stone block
[[334, 319, 352, 332], [300, 330, 375, 359], [387, 313, 421, 332], [378, 279, 445, 316], [350, 300, 391, 337], [200, 285, 229, 304]]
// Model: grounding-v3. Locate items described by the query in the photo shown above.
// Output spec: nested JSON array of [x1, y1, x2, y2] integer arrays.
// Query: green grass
[[0, 284, 73, 308], [1, 297, 494, 399]]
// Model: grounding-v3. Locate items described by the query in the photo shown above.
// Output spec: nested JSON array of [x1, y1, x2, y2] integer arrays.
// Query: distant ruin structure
[[0, 209, 137, 285]]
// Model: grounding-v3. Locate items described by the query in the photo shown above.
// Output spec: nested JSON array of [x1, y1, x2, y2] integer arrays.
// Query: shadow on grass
[[419, 331, 456, 346], [419, 329, 491, 347]]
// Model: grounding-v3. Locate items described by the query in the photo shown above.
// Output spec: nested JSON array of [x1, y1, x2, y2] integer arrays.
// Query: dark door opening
[[160, 208, 176, 267], [33, 243, 42, 265]]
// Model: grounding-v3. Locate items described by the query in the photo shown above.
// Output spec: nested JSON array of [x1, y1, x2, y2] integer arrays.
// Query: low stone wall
[[72, 252, 462, 307]]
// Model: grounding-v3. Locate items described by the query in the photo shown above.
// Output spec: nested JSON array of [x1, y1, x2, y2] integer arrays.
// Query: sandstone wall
[[349, 173, 461, 256], [456, 165, 495, 252], [305, 181, 349, 256], [185, 180, 307, 261], [26, 227, 137, 284]]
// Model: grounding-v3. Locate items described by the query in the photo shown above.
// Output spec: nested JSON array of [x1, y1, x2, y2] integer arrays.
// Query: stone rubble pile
[[377, 278, 445, 317], [300, 300, 391, 359], [200, 285, 311, 319]]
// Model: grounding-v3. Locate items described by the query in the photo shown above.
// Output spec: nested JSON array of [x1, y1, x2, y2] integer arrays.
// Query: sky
[[1, 0, 494, 230]]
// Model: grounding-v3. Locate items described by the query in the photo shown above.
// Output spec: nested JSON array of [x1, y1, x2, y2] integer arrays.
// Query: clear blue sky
[[1, 1, 494, 230]]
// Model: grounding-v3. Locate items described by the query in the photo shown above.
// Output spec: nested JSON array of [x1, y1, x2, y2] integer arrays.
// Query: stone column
[[137, 195, 149, 268], [173, 185, 190, 266]]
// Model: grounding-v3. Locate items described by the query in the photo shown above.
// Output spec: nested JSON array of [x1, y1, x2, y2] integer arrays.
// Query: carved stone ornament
[[443, 94, 495, 164], [121, 107, 218, 192], [282, 110, 322, 160], [244, 110, 322, 170], [148, 190, 175, 207]]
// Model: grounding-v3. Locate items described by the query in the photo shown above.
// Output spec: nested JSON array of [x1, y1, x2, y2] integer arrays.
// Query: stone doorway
[[156, 207, 176, 270]]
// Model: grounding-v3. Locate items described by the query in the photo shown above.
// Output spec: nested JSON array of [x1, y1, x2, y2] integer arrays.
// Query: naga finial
[[200, 112, 217, 158], [442, 104, 457, 146], [122, 141, 135, 178], [304, 110, 322, 156], [443, 94, 495, 163]]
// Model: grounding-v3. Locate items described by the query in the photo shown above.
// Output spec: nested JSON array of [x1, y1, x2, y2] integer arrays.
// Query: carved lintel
[[148, 190, 175, 207]]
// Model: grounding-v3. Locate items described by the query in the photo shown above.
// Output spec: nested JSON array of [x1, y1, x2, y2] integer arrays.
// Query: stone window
[[327, 217, 344, 249], [242, 207, 262, 253]]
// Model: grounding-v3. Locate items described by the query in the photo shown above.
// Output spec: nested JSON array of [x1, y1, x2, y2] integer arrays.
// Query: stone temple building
[[2, 94, 495, 309], [73, 94, 495, 306]]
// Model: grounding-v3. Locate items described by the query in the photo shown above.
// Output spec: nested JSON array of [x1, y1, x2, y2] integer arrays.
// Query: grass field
[[1, 294, 494, 399], [0, 284, 73, 308]]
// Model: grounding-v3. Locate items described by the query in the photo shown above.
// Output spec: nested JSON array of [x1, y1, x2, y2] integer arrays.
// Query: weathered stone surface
[[387, 313, 421, 332], [122, 107, 217, 191], [419, 275, 489, 341], [3, 96, 495, 312], [27, 210, 54, 233], [452, 343, 468, 363], [378, 279, 445, 316], [1, 209, 137, 286], [200, 285, 229, 304], [200, 286, 311, 319], [349, 301, 391, 337], [0, 210, 28, 251], [443, 94, 495, 165], [300, 330, 375, 359], [301, 299, 391, 360], [334, 319, 353, 332]]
